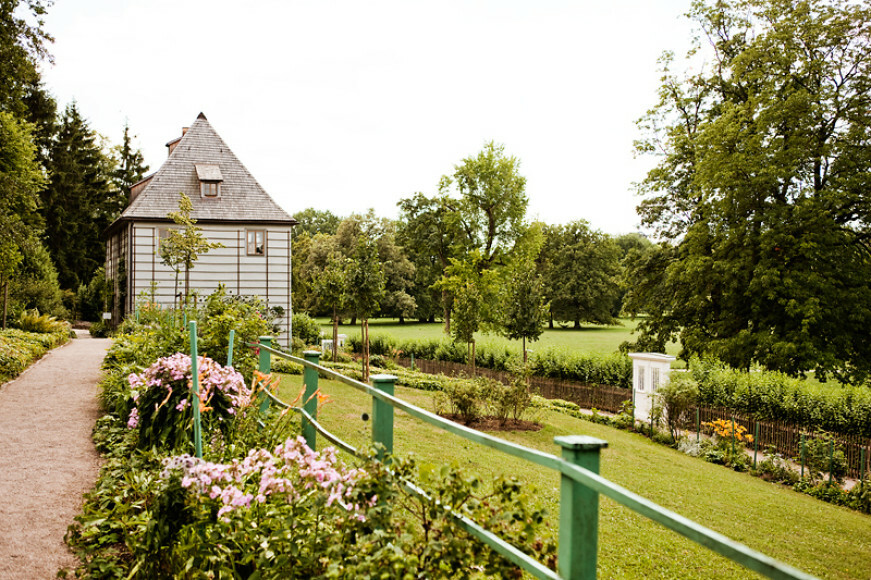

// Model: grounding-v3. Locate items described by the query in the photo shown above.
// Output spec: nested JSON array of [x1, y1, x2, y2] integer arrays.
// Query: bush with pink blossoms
[[128, 353, 252, 452], [138, 437, 384, 578]]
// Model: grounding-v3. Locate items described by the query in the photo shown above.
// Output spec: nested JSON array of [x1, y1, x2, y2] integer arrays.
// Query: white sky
[[40, 0, 695, 236]]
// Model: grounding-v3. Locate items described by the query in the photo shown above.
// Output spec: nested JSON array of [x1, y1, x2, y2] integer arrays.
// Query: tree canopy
[[632, 0, 871, 383]]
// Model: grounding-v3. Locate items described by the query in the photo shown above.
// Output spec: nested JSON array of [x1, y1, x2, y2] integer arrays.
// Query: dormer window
[[201, 182, 220, 197], [195, 163, 223, 198]]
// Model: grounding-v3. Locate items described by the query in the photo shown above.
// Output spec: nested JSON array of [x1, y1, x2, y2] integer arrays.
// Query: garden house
[[628, 352, 676, 423], [103, 112, 297, 342]]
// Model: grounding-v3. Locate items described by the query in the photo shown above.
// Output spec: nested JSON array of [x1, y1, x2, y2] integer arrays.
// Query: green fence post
[[372, 374, 397, 462], [800, 434, 806, 479], [554, 435, 608, 580], [226, 329, 235, 368], [302, 350, 321, 450], [258, 336, 272, 414], [753, 422, 759, 469], [189, 321, 203, 459], [828, 439, 834, 485], [696, 408, 700, 443], [410, 353, 415, 371]]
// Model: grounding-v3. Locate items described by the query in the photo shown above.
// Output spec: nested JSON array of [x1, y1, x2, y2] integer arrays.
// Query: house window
[[247, 229, 265, 256], [201, 181, 221, 197]]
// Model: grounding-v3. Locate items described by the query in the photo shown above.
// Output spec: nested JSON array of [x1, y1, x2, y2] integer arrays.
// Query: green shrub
[[654, 372, 699, 440], [0, 328, 70, 383], [292, 311, 322, 346], [89, 319, 111, 338], [15, 308, 70, 334], [690, 356, 871, 438]]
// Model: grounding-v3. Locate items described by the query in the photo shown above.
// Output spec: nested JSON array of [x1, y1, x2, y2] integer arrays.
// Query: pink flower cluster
[[126, 353, 251, 429], [161, 436, 374, 520]]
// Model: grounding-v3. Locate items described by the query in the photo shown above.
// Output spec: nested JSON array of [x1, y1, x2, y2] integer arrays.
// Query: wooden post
[[302, 350, 321, 450], [371, 374, 397, 462], [696, 408, 700, 443], [258, 336, 272, 414], [189, 321, 203, 459], [754, 422, 759, 469], [731, 417, 736, 458], [800, 434, 805, 479], [554, 435, 608, 580]]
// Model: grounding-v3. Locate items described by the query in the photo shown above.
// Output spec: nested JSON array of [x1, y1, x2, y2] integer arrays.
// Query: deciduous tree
[[633, 0, 871, 383], [539, 221, 622, 328], [159, 193, 224, 306], [344, 237, 385, 382]]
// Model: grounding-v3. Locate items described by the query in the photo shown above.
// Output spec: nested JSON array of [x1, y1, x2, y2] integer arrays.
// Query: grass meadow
[[318, 317, 682, 358], [274, 373, 871, 580]]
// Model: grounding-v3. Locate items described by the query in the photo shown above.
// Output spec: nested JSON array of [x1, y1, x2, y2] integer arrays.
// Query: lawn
[[274, 371, 871, 580], [318, 317, 682, 358]]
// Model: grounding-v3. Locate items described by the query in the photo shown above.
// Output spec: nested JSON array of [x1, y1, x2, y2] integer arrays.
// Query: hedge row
[[0, 328, 71, 383], [347, 334, 633, 389], [690, 359, 871, 438]]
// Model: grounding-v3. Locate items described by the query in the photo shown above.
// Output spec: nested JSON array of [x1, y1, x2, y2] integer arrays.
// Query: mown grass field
[[274, 372, 871, 580], [318, 317, 682, 358]]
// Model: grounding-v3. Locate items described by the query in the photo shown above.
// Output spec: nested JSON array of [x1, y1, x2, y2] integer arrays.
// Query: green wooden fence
[[245, 338, 817, 580]]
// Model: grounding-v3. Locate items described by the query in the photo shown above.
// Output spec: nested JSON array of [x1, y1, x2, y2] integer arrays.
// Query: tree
[[0, 0, 53, 118], [159, 193, 224, 306], [441, 141, 528, 268], [292, 208, 341, 240], [0, 109, 45, 326], [111, 121, 148, 194], [501, 261, 548, 363], [539, 221, 622, 328], [398, 142, 529, 332], [334, 212, 416, 324], [344, 237, 385, 382], [633, 0, 871, 383], [311, 253, 347, 362], [41, 103, 123, 290], [435, 251, 499, 371], [397, 192, 466, 327]]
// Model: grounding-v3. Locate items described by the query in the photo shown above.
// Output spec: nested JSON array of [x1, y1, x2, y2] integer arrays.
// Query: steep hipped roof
[[108, 113, 296, 229]]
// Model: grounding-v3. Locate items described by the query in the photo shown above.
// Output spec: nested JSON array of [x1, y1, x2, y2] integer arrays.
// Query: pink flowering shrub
[[128, 353, 251, 452], [142, 437, 383, 578], [162, 436, 372, 521]]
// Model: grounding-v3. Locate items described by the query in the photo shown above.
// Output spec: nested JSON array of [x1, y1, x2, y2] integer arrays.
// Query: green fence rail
[[252, 339, 818, 580]]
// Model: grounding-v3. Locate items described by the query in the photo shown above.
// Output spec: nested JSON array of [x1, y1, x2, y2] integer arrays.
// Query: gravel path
[[0, 331, 107, 579]]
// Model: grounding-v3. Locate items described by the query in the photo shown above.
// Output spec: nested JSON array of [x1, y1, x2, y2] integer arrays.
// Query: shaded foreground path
[[0, 331, 108, 579]]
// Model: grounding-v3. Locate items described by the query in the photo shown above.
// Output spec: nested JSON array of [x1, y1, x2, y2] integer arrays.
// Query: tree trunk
[[523, 336, 527, 364], [442, 289, 451, 334], [399, 314, 405, 324], [1, 278, 7, 330], [471, 339, 476, 373], [548, 312, 554, 329], [362, 318, 370, 382], [350, 315, 357, 326], [574, 319, 580, 329], [184, 266, 191, 307], [331, 308, 338, 362]]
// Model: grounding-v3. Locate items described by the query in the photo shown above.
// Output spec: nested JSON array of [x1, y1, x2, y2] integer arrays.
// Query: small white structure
[[336, 334, 347, 348], [628, 352, 676, 423], [321, 339, 334, 355]]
